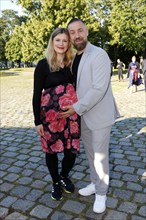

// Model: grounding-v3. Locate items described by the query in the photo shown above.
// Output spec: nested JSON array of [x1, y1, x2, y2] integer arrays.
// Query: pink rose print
[[44, 131, 51, 141], [50, 139, 64, 152], [41, 94, 51, 106], [59, 94, 77, 110], [46, 110, 58, 122], [66, 84, 75, 95], [64, 129, 69, 139], [49, 121, 58, 133], [70, 121, 79, 134], [66, 139, 71, 149], [72, 139, 80, 150], [70, 113, 78, 121], [55, 85, 64, 94], [58, 118, 67, 132], [49, 118, 66, 133]]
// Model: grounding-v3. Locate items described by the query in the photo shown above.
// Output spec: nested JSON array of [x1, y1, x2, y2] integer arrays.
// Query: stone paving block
[[39, 193, 61, 208], [0, 164, 10, 170], [0, 171, 7, 178], [127, 182, 142, 191], [104, 210, 127, 220], [26, 189, 44, 201], [133, 193, 146, 203], [16, 177, 33, 185], [12, 199, 35, 212], [7, 166, 23, 173], [132, 216, 146, 220], [21, 169, 34, 176], [124, 151, 138, 155], [61, 200, 86, 214], [31, 180, 47, 189], [86, 206, 105, 220], [28, 156, 41, 163], [3, 173, 19, 182], [122, 174, 138, 182], [113, 189, 133, 200], [114, 158, 128, 165], [110, 171, 122, 179], [72, 172, 86, 180], [0, 196, 17, 207], [110, 153, 124, 159], [30, 171, 47, 179], [118, 201, 137, 214], [110, 179, 124, 187], [0, 182, 14, 192], [30, 205, 52, 219], [106, 197, 118, 208], [127, 155, 141, 161], [50, 211, 73, 220], [14, 161, 27, 167], [130, 161, 145, 168], [24, 162, 39, 169], [10, 185, 31, 198], [0, 206, 9, 218], [2, 152, 18, 157], [137, 169, 146, 175], [114, 165, 135, 173], [139, 206, 146, 217], [5, 212, 27, 220], [17, 154, 30, 160]]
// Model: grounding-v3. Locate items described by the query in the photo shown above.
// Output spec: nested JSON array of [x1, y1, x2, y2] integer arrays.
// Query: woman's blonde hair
[[46, 27, 74, 71]]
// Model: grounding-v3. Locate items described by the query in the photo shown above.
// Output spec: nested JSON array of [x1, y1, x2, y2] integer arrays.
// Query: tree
[[0, 9, 26, 65], [14, 0, 101, 63], [108, 0, 146, 53], [5, 26, 23, 65]]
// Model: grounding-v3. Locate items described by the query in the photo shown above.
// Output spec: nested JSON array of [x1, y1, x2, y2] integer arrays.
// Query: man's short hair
[[67, 18, 86, 28]]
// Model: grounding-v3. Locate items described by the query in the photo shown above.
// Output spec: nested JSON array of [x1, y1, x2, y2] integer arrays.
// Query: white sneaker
[[78, 183, 96, 196], [93, 194, 107, 213]]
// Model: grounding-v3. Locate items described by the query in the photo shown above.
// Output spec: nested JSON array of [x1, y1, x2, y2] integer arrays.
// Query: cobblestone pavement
[[0, 71, 146, 220]]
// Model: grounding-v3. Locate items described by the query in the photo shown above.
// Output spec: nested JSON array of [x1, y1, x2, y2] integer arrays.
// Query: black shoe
[[60, 176, 75, 193], [51, 182, 63, 201]]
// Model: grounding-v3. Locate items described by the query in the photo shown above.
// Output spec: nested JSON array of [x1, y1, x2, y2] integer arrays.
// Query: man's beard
[[73, 40, 87, 51]]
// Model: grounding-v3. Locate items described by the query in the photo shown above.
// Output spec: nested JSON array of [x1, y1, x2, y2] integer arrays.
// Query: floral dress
[[32, 58, 80, 154]]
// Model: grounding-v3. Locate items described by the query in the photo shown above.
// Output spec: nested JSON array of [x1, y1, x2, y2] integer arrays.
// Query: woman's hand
[[35, 124, 44, 136]]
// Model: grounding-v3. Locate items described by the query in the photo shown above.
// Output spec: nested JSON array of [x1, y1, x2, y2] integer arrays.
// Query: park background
[[0, 0, 146, 70]]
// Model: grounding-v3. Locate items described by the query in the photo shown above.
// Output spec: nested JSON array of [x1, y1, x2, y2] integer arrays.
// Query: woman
[[128, 56, 140, 93], [32, 28, 80, 201]]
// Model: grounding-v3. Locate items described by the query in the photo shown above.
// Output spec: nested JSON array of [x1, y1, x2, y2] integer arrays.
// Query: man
[[60, 18, 120, 213], [142, 49, 146, 92], [116, 58, 125, 81]]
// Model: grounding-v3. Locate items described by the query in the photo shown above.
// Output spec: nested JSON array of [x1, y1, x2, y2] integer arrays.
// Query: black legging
[[45, 149, 76, 183]]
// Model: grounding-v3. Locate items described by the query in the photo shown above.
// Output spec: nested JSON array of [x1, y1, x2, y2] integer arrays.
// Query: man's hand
[[59, 105, 75, 118], [35, 124, 44, 136]]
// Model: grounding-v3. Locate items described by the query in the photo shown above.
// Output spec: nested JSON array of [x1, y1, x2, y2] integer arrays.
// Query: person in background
[[116, 58, 125, 81], [128, 56, 140, 93], [32, 27, 80, 201], [60, 18, 120, 214], [142, 49, 146, 92]]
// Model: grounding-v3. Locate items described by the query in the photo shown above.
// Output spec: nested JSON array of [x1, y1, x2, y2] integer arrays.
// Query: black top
[[32, 58, 73, 125], [72, 53, 83, 89]]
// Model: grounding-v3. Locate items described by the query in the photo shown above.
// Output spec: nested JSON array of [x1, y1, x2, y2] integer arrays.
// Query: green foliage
[[108, 0, 146, 53], [5, 26, 23, 61]]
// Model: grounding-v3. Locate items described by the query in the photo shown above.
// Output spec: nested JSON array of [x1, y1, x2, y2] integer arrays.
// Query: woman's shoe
[[51, 182, 63, 201], [60, 176, 75, 193]]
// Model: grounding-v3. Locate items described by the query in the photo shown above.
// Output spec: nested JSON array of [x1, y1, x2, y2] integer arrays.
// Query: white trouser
[[81, 117, 112, 195]]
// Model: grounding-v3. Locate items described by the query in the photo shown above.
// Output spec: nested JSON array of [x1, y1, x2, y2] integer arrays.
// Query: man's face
[[68, 21, 88, 52]]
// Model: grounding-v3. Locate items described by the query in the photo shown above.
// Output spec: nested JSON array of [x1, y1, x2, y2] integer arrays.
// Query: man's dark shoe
[[51, 182, 63, 201], [60, 176, 75, 193]]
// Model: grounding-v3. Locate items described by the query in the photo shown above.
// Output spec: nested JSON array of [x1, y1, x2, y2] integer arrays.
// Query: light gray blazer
[[73, 42, 120, 130]]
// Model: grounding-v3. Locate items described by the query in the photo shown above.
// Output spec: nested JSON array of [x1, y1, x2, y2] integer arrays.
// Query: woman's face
[[53, 33, 69, 55]]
